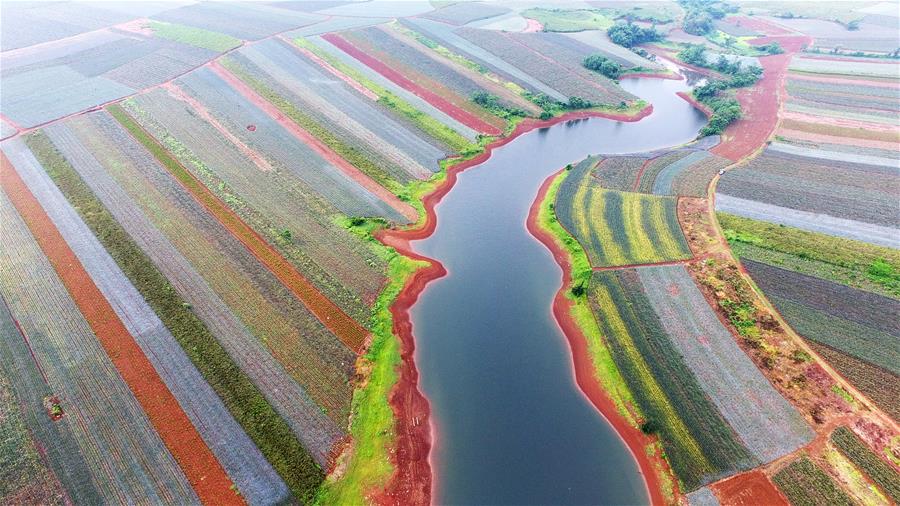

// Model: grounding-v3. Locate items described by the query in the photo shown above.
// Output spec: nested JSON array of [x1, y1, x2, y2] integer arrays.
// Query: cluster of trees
[[522, 92, 598, 120], [677, 44, 763, 135], [582, 54, 623, 79], [678, 0, 738, 35], [607, 21, 662, 47]]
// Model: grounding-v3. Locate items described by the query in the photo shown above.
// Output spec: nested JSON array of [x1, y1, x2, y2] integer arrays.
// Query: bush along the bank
[[678, 44, 762, 135], [583, 54, 623, 79], [607, 21, 662, 48], [677, 0, 737, 35], [471, 91, 527, 119]]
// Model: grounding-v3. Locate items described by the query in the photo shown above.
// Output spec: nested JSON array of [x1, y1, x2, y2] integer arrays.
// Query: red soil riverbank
[[372, 106, 654, 505], [526, 169, 669, 506]]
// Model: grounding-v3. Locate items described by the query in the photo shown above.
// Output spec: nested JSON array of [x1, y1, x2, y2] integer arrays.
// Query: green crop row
[[24, 130, 324, 503], [831, 426, 900, 502], [589, 270, 756, 490], [557, 172, 691, 267], [773, 456, 855, 506], [719, 212, 900, 298], [147, 20, 241, 53], [293, 37, 476, 155]]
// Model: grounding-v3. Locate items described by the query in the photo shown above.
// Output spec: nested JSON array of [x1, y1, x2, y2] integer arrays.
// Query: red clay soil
[[523, 18, 544, 33], [321, 32, 503, 136], [710, 35, 811, 161], [0, 154, 241, 506], [117, 107, 372, 353], [372, 106, 656, 506], [208, 61, 418, 222], [710, 470, 789, 506], [676, 91, 713, 118]]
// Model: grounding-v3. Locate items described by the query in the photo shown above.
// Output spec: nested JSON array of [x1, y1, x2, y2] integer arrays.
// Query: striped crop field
[[321, 27, 507, 135], [150, 1, 323, 40], [717, 148, 900, 229], [637, 265, 814, 464], [718, 212, 900, 298], [20, 129, 324, 501], [303, 34, 481, 143], [173, 66, 410, 223], [420, 2, 510, 25], [3, 137, 290, 505], [399, 17, 567, 101], [228, 38, 442, 182], [36, 114, 347, 466], [0, 175, 200, 504], [831, 426, 900, 503], [2, 149, 245, 502], [555, 159, 691, 267], [0, 356, 66, 505], [592, 156, 648, 191], [588, 269, 757, 490], [743, 261, 900, 376], [121, 89, 385, 323], [455, 27, 635, 106], [106, 103, 373, 353], [773, 457, 855, 506]]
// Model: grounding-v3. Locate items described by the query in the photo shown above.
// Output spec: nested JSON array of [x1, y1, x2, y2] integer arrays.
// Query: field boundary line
[[207, 61, 418, 221], [0, 152, 240, 505], [107, 105, 370, 353], [321, 31, 502, 135]]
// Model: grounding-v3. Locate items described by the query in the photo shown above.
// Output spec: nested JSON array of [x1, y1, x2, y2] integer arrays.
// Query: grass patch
[[719, 212, 900, 298], [522, 8, 614, 32], [25, 130, 323, 503], [147, 20, 240, 52]]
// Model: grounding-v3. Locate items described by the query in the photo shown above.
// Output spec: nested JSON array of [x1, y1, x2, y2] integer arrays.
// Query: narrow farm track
[[321, 32, 503, 135], [711, 34, 811, 161], [107, 105, 371, 353], [0, 153, 241, 506], [207, 61, 419, 221]]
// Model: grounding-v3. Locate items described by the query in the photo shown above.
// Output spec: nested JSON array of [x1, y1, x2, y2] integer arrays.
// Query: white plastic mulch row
[[715, 193, 900, 249]]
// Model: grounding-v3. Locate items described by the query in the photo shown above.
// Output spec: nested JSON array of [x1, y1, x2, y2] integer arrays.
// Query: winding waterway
[[408, 71, 708, 504]]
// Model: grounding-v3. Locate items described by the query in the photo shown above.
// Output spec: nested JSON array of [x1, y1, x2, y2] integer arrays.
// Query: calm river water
[[410, 73, 707, 505]]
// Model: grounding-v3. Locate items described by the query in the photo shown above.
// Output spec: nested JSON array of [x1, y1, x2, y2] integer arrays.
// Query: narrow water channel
[[409, 73, 707, 505]]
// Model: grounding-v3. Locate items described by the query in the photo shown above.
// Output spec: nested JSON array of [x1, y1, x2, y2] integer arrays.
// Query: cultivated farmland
[[4, 137, 290, 505], [456, 27, 636, 105], [831, 426, 900, 502], [773, 457, 855, 506], [588, 269, 757, 490], [0, 184, 198, 504], [555, 159, 691, 267], [38, 114, 346, 466], [637, 265, 814, 464]]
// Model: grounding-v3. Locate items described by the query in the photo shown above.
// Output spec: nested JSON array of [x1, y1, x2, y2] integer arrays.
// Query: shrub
[[607, 21, 661, 47], [583, 54, 623, 79]]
